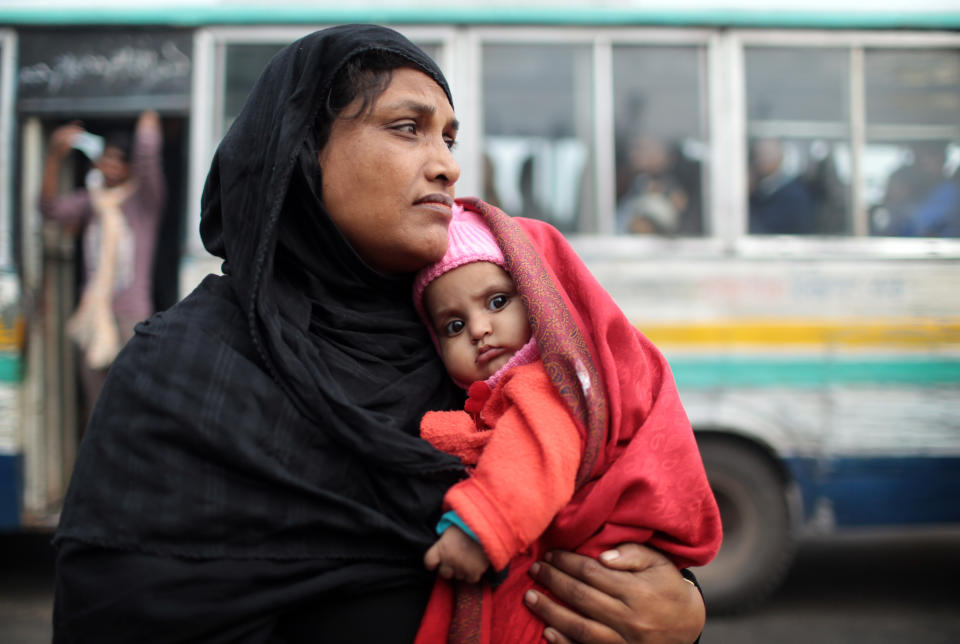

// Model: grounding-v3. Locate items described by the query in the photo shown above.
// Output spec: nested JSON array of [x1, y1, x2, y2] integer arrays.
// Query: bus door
[[0, 28, 23, 530], [15, 28, 192, 528]]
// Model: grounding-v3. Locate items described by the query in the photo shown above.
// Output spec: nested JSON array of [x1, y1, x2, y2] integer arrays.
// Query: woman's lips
[[415, 193, 454, 217]]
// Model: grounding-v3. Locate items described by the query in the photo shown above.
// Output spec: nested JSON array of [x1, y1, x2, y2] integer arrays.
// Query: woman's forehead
[[379, 67, 455, 110]]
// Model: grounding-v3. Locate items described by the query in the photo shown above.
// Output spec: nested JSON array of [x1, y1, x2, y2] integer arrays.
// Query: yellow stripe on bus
[[0, 318, 26, 351], [637, 319, 960, 347]]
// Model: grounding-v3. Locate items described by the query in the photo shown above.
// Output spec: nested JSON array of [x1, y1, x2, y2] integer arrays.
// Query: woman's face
[[318, 67, 461, 274]]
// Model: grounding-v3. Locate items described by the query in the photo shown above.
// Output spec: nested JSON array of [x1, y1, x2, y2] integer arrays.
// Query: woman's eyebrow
[[384, 100, 460, 131]]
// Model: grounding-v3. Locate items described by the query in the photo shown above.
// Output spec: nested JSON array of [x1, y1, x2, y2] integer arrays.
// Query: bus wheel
[[692, 437, 797, 615]]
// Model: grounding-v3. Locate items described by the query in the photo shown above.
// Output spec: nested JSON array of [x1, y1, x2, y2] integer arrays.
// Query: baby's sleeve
[[443, 364, 583, 571]]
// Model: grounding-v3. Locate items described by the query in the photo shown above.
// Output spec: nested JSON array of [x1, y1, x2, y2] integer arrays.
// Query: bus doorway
[[18, 112, 187, 526]]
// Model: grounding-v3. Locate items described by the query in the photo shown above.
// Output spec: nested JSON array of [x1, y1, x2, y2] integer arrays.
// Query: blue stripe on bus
[[784, 456, 960, 528], [0, 453, 22, 530], [670, 357, 960, 389]]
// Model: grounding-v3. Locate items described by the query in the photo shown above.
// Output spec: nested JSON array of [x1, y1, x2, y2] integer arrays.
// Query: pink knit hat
[[414, 202, 539, 389], [413, 203, 506, 324]]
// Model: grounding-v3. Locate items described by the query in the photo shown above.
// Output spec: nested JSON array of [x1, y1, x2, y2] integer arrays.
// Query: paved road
[[0, 531, 55, 644], [2, 527, 958, 643], [703, 527, 960, 643]]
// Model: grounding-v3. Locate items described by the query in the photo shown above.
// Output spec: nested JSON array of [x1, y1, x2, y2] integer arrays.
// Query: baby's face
[[424, 261, 531, 385]]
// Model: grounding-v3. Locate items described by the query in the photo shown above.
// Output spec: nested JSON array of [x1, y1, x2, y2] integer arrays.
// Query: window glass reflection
[[224, 44, 285, 136], [865, 49, 960, 238], [222, 42, 440, 137], [745, 47, 851, 235], [613, 45, 707, 236], [482, 44, 593, 233]]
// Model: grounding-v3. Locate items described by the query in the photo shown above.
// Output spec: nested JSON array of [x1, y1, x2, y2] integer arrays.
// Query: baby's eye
[[443, 319, 465, 336], [489, 294, 509, 311]]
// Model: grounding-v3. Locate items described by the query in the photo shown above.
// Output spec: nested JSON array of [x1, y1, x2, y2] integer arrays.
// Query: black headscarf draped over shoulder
[[55, 24, 464, 570], [201, 23, 459, 476]]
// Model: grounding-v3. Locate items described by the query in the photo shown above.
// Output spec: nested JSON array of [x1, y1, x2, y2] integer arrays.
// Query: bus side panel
[[1, 271, 25, 531], [0, 452, 22, 530], [823, 455, 960, 526]]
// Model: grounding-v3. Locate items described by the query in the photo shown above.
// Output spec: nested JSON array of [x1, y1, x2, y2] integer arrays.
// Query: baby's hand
[[423, 526, 490, 584]]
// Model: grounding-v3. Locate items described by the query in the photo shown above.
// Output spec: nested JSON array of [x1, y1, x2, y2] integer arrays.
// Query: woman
[[53, 24, 705, 644]]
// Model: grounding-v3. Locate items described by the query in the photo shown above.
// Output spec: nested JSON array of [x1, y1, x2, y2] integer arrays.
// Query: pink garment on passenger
[[39, 122, 165, 322]]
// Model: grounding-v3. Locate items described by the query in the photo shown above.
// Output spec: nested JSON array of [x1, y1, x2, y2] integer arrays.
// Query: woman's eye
[[444, 136, 457, 151], [393, 122, 417, 135], [489, 294, 509, 311], [443, 320, 465, 336]]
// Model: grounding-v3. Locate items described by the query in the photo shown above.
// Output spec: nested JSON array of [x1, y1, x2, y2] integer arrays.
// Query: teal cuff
[[436, 510, 479, 542]]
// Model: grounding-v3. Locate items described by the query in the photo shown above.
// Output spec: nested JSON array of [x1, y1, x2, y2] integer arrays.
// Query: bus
[[1, 0, 958, 613]]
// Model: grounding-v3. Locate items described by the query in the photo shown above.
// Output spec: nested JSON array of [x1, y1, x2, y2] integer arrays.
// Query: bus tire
[[692, 436, 797, 615]]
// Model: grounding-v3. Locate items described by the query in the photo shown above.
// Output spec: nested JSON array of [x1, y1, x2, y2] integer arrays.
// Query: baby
[[415, 209, 558, 582], [413, 203, 721, 643]]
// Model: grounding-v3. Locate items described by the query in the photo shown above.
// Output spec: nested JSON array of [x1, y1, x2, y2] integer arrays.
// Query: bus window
[[223, 44, 285, 136], [482, 44, 593, 233], [745, 47, 851, 236], [865, 49, 960, 238], [221, 42, 441, 139], [613, 45, 708, 237]]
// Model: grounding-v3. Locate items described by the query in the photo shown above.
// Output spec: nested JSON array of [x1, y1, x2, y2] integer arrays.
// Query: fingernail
[[544, 551, 554, 563], [544, 628, 557, 642], [600, 549, 620, 562], [524, 590, 538, 605], [529, 562, 541, 576]]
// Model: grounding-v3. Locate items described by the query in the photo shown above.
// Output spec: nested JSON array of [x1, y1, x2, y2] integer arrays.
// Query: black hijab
[[201, 24, 463, 474], [55, 25, 464, 564]]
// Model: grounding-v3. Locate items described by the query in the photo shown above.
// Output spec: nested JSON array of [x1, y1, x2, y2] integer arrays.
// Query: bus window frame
[[0, 29, 15, 271], [469, 26, 715, 237], [731, 28, 960, 253], [186, 25, 960, 273]]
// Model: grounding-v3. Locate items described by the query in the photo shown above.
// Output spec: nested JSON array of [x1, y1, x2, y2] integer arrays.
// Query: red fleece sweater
[[421, 361, 583, 572]]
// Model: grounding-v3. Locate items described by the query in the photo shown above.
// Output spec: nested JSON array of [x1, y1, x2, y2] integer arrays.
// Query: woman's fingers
[[595, 543, 672, 574], [523, 584, 625, 644], [540, 549, 649, 603], [527, 546, 706, 644]]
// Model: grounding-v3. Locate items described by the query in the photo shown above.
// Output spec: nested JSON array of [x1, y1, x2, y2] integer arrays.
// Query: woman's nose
[[428, 141, 461, 187]]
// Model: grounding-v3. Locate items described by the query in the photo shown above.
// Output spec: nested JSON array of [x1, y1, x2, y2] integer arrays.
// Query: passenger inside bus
[[872, 141, 960, 238], [616, 135, 694, 236], [748, 137, 818, 235]]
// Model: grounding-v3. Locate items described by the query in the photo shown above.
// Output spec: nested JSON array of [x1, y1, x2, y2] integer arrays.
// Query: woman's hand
[[523, 543, 704, 644]]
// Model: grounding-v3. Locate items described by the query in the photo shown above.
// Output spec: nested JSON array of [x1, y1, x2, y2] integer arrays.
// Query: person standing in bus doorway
[[39, 110, 166, 425]]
